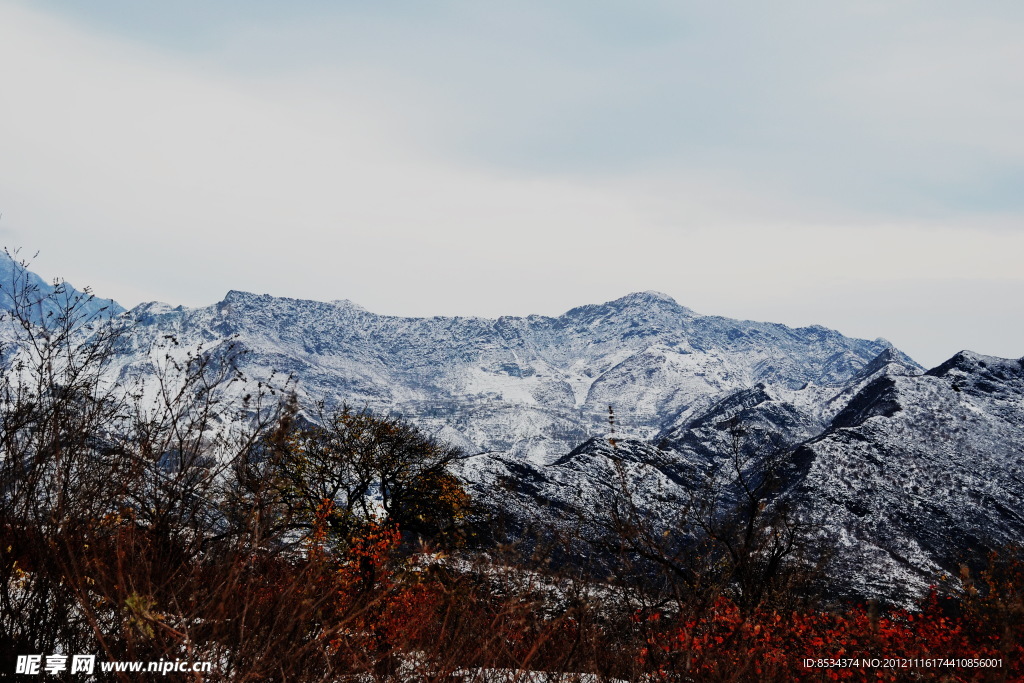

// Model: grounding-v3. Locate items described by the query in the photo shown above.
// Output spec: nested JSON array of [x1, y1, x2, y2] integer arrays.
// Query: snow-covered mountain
[[5, 258, 1022, 602], [788, 351, 1024, 599], [0, 251, 124, 323], [458, 347, 1024, 602], [113, 288, 910, 464]]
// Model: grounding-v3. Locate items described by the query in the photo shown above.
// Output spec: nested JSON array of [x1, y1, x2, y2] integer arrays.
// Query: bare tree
[[582, 416, 830, 617]]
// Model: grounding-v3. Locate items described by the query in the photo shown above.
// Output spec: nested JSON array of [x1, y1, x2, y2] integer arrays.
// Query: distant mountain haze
[[0, 251, 125, 324]]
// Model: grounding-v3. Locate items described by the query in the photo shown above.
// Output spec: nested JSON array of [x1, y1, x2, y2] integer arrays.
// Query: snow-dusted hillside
[[457, 349, 1024, 603], [789, 351, 1024, 599], [0, 251, 124, 323], [112, 289, 908, 463], [6, 255, 1021, 602]]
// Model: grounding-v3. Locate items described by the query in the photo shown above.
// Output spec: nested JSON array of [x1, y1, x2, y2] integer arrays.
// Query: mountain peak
[[857, 346, 922, 378], [223, 290, 259, 302], [330, 299, 368, 312], [0, 250, 125, 320], [611, 291, 681, 307], [562, 291, 694, 319], [926, 350, 1024, 380]]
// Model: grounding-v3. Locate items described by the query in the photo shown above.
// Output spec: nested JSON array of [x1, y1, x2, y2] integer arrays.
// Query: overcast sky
[[1, 1, 1022, 368]]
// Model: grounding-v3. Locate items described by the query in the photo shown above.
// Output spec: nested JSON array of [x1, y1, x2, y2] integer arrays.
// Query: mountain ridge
[[108, 285, 912, 463], [4, 256, 1021, 602]]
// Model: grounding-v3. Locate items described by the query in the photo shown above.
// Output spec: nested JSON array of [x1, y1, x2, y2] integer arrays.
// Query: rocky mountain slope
[[112, 288, 908, 463], [457, 348, 1024, 602], [4, 258, 1021, 603], [788, 351, 1024, 599], [0, 251, 124, 324]]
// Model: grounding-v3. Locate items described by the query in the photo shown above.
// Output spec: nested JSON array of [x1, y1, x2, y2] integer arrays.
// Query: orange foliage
[[637, 590, 1022, 681], [300, 500, 442, 669], [194, 503, 1024, 680]]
